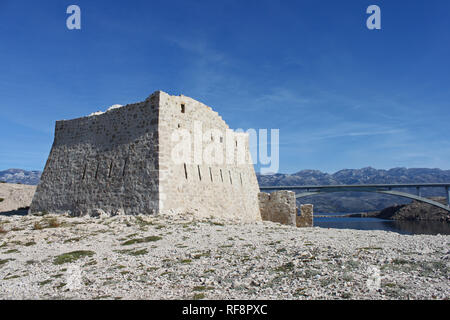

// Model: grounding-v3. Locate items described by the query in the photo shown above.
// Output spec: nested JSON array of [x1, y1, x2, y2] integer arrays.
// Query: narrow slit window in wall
[[108, 161, 113, 178], [122, 159, 128, 176], [220, 169, 223, 182], [181, 104, 185, 113], [198, 165, 202, 181], [95, 162, 99, 179], [82, 164, 87, 180], [240, 173, 243, 186], [209, 167, 213, 182], [184, 163, 188, 180], [229, 170, 232, 184]]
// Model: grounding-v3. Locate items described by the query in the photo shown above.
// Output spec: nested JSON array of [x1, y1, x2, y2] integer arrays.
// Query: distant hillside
[[2, 167, 449, 214], [257, 167, 450, 213], [0, 169, 41, 185], [373, 198, 450, 222]]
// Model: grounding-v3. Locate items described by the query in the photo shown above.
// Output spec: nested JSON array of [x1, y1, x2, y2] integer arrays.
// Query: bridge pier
[[416, 187, 421, 197], [446, 186, 450, 207]]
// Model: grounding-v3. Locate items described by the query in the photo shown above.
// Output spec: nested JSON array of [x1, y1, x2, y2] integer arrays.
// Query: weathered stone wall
[[30, 91, 261, 221], [259, 191, 313, 227], [158, 92, 261, 221], [297, 204, 314, 227], [30, 94, 161, 216], [258, 191, 297, 226]]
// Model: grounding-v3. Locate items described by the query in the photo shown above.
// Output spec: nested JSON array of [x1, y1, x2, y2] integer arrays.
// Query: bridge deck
[[259, 183, 450, 212], [259, 183, 450, 190]]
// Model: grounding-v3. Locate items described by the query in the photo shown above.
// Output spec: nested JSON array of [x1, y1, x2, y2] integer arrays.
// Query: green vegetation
[[116, 248, 148, 256], [275, 262, 295, 272], [53, 250, 95, 265], [39, 279, 52, 286], [193, 251, 210, 259], [358, 247, 383, 251], [193, 293, 206, 300], [4, 249, 19, 254], [121, 236, 162, 246], [63, 237, 82, 243], [83, 260, 98, 267], [0, 198, 4, 202], [193, 286, 214, 291], [341, 292, 352, 299], [0, 258, 14, 266], [180, 259, 192, 264]]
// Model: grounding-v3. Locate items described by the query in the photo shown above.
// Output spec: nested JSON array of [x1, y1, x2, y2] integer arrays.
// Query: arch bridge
[[259, 183, 450, 212]]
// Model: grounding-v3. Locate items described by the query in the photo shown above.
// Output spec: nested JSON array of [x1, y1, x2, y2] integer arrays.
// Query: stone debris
[[0, 213, 448, 300]]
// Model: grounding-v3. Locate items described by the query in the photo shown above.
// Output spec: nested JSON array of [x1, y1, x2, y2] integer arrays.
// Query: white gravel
[[0, 213, 448, 300]]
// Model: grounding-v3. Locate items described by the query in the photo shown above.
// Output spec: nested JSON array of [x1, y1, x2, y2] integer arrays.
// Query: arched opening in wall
[[209, 167, 213, 182], [198, 165, 202, 181], [184, 163, 188, 180], [181, 104, 185, 113], [82, 164, 87, 180], [108, 161, 113, 178], [220, 169, 223, 182], [229, 170, 232, 184]]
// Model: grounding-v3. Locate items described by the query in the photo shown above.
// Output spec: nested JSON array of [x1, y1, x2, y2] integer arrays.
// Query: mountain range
[[1, 167, 449, 213], [0, 169, 41, 185], [257, 167, 450, 213]]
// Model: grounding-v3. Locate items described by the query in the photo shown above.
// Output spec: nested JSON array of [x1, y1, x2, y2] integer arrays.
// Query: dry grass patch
[[121, 236, 162, 246], [33, 222, 43, 230]]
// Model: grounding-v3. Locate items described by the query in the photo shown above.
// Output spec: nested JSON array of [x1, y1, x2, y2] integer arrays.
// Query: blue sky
[[0, 0, 449, 174]]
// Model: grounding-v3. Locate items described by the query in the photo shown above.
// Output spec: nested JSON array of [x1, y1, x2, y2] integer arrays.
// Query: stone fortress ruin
[[30, 90, 312, 226]]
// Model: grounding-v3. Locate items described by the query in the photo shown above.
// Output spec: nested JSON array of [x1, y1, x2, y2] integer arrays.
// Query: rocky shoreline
[[0, 213, 448, 300], [316, 198, 450, 223]]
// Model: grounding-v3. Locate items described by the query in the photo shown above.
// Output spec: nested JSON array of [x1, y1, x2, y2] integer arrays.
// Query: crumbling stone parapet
[[258, 191, 313, 227], [297, 204, 313, 227]]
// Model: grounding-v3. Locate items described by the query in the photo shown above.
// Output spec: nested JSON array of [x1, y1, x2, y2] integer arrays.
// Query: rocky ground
[[0, 212, 448, 300]]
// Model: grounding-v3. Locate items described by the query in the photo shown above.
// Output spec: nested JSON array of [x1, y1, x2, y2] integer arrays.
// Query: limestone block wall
[[30, 93, 161, 216], [30, 90, 262, 221], [157, 91, 261, 222], [297, 204, 314, 227], [259, 191, 313, 227], [258, 191, 297, 226]]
